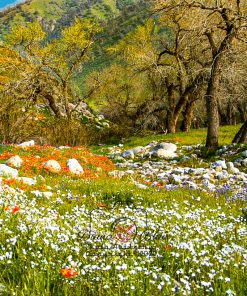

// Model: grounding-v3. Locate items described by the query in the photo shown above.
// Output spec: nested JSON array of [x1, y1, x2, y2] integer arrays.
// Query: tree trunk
[[232, 120, 247, 144], [63, 81, 71, 120], [181, 100, 195, 132], [238, 102, 247, 122], [166, 110, 176, 133], [205, 22, 235, 149], [44, 93, 62, 118], [218, 103, 228, 125], [165, 80, 178, 134], [205, 56, 221, 148]]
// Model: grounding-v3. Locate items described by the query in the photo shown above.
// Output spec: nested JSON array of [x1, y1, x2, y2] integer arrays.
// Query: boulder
[[153, 142, 177, 152], [6, 155, 23, 168], [226, 162, 239, 174], [66, 159, 84, 175], [0, 164, 18, 178], [132, 146, 145, 154], [17, 140, 35, 148], [121, 150, 135, 159], [152, 149, 177, 159], [43, 160, 61, 173]]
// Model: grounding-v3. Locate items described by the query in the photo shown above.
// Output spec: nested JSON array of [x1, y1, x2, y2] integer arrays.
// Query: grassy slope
[[90, 125, 244, 156], [124, 125, 243, 148]]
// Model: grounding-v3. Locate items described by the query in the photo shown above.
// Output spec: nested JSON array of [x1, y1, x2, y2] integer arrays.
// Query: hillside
[[0, 0, 149, 36], [0, 0, 150, 94]]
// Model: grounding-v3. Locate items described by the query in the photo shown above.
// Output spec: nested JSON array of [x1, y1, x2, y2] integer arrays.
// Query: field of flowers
[[0, 143, 247, 295]]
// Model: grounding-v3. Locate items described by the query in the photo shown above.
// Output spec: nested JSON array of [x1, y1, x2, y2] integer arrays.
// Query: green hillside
[[0, 0, 148, 34], [0, 0, 150, 95]]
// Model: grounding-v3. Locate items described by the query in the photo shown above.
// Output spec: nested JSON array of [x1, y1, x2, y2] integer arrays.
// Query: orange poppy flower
[[60, 268, 78, 278], [164, 244, 173, 251], [5, 205, 20, 214], [11, 206, 20, 214]]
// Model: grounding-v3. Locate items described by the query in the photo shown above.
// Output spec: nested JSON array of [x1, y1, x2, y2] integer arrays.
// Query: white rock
[[121, 150, 135, 159], [184, 181, 198, 190], [171, 175, 182, 184], [66, 159, 84, 175], [153, 142, 177, 152], [226, 162, 235, 169], [114, 156, 125, 162], [191, 168, 206, 175], [213, 160, 227, 169], [242, 159, 247, 167], [215, 166, 222, 172], [152, 149, 177, 159], [0, 164, 18, 178], [132, 146, 145, 154], [17, 177, 36, 186], [17, 140, 35, 148], [172, 168, 185, 174], [202, 173, 211, 180], [43, 160, 61, 173], [6, 155, 23, 168], [228, 167, 240, 174], [215, 172, 227, 180]]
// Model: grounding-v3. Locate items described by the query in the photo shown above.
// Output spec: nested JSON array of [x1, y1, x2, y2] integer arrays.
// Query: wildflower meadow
[[0, 138, 247, 296]]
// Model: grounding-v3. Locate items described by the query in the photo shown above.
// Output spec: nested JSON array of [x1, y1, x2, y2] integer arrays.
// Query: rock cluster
[[121, 142, 178, 160], [0, 140, 85, 198], [109, 143, 247, 200]]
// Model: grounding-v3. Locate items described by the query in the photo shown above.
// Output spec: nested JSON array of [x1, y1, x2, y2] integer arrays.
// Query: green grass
[[90, 124, 243, 155], [124, 125, 242, 148], [0, 135, 246, 295], [1, 176, 247, 295]]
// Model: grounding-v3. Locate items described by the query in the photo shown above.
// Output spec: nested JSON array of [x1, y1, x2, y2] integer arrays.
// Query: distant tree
[[111, 18, 208, 133], [155, 0, 247, 148], [0, 18, 100, 119], [86, 64, 145, 128]]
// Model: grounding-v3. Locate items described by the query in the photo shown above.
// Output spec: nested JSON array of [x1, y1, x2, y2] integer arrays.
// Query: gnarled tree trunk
[[181, 100, 196, 132], [232, 120, 247, 144]]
